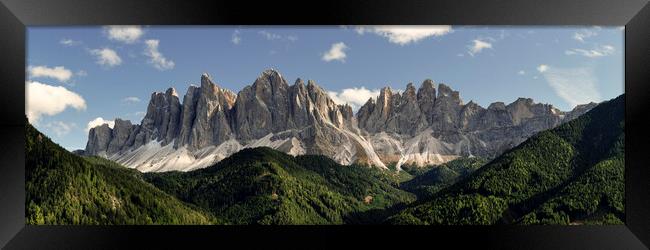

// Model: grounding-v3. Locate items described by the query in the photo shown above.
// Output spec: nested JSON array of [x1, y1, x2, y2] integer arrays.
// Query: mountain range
[[84, 69, 596, 172], [26, 93, 624, 225]]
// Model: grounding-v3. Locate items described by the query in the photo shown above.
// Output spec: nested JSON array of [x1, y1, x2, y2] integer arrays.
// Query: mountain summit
[[85, 69, 596, 172]]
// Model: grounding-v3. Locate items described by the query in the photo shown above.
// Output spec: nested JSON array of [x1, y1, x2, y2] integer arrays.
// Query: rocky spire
[[416, 79, 436, 123], [135, 87, 182, 147], [234, 69, 290, 140], [84, 70, 599, 172], [85, 123, 113, 156], [106, 119, 135, 154], [188, 73, 235, 149]]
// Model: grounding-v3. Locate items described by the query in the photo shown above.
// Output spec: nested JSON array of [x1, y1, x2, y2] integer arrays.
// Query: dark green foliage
[[388, 94, 625, 225], [401, 157, 486, 199], [520, 156, 624, 225], [25, 123, 217, 225], [144, 148, 415, 225]]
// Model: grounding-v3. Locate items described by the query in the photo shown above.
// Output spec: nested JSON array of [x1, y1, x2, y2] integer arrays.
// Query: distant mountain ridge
[[85, 69, 596, 172]]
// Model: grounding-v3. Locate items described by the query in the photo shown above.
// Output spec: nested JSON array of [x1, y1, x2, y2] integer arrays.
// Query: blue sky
[[26, 26, 624, 150]]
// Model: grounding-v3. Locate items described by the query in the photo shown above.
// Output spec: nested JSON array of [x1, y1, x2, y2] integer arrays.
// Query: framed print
[[0, 0, 649, 249]]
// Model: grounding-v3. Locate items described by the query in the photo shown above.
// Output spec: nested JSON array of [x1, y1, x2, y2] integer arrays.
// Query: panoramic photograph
[[25, 26, 624, 225]]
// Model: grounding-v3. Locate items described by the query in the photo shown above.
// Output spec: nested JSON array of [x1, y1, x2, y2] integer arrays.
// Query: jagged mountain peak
[[200, 72, 216, 86], [436, 83, 459, 98], [254, 68, 288, 89], [86, 71, 598, 172], [379, 86, 393, 95], [404, 83, 417, 97], [488, 101, 507, 110], [294, 78, 304, 86], [508, 97, 535, 107], [165, 87, 178, 97]]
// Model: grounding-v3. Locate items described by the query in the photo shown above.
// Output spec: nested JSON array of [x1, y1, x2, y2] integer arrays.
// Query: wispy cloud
[[539, 65, 602, 108], [28, 65, 73, 82], [231, 30, 241, 45], [90, 48, 122, 67], [259, 30, 282, 40], [45, 121, 77, 137], [518, 70, 526, 75], [565, 45, 615, 58], [105, 26, 144, 44], [468, 39, 493, 56], [122, 96, 141, 104], [59, 38, 81, 46], [322, 42, 349, 62], [26, 81, 87, 123], [257, 30, 298, 43], [573, 28, 599, 43], [328, 87, 381, 111], [144, 39, 175, 70], [353, 26, 452, 45]]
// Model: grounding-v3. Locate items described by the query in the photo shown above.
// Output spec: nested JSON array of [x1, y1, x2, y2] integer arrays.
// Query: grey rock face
[[106, 119, 135, 155], [176, 85, 200, 148], [356, 80, 597, 164], [234, 69, 290, 141], [85, 124, 113, 156], [417, 79, 437, 123], [564, 102, 598, 121], [136, 88, 182, 147], [85, 69, 598, 172], [188, 73, 236, 149]]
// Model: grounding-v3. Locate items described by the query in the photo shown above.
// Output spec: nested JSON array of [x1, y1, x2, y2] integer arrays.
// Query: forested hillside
[[26, 122, 217, 225], [387, 94, 625, 225]]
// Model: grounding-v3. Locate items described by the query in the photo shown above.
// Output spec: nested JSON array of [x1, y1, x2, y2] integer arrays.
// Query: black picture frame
[[1, 0, 649, 249]]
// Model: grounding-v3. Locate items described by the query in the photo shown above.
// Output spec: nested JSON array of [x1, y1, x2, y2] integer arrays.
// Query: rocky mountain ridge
[[85, 69, 597, 172]]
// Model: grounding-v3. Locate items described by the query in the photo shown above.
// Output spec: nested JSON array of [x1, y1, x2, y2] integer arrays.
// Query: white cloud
[[59, 38, 81, 46], [144, 39, 175, 71], [468, 39, 492, 56], [257, 31, 297, 43], [105, 26, 144, 44], [259, 30, 282, 40], [518, 70, 526, 75], [231, 30, 241, 45], [86, 117, 115, 133], [322, 42, 349, 62], [539, 66, 602, 108], [328, 87, 381, 111], [28, 65, 73, 82], [122, 96, 141, 103], [573, 29, 598, 43], [537, 64, 549, 73], [45, 121, 77, 137], [90, 48, 122, 67], [76, 70, 88, 77], [26, 81, 86, 123], [565, 45, 615, 58], [354, 26, 452, 45]]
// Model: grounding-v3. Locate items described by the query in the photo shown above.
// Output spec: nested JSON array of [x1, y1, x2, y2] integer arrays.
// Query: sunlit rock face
[[85, 69, 596, 172]]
